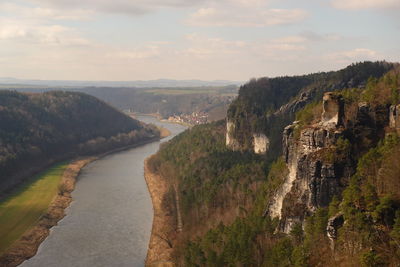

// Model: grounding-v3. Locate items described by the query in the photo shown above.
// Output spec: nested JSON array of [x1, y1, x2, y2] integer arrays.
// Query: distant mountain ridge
[[0, 77, 242, 88]]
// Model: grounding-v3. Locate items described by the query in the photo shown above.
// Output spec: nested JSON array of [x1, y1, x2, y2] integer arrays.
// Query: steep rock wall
[[226, 120, 241, 151], [226, 120, 270, 154], [269, 123, 299, 219], [268, 92, 351, 233], [275, 126, 345, 232], [321, 93, 344, 128], [390, 104, 400, 130], [253, 133, 269, 154]]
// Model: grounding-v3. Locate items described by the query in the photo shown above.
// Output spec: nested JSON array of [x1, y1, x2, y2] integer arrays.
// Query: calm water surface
[[21, 116, 186, 267]]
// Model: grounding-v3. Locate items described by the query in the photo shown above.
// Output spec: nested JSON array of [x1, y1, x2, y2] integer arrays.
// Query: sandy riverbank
[[144, 158, 177, 267], [158, 126, 172, 139], [0, 157, 95, 267]]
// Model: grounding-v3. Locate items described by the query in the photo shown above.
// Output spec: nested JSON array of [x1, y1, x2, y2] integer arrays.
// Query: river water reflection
[[21, 116, 186, 267]]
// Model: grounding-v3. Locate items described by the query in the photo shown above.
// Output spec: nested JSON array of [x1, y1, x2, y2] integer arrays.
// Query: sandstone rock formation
[[327, 213, 344, 249], [253, 133, 269, 154], [321, 93, 344, 128], [390, 104, 400, 130], [269, 92, 349, 233], [226, 120, 241, 151], [226, 120, 270, 154]]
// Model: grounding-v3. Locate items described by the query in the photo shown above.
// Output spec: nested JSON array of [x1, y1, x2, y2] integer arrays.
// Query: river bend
[[21, 116, 186, 267]]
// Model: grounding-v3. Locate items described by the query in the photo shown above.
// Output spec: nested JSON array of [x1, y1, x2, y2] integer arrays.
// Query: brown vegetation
[[144, 157, 177, 267], [158, 127, 172, 139]]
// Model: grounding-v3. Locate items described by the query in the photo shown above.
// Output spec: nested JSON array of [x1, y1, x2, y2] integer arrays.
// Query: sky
[[0, 0, 399, 81]]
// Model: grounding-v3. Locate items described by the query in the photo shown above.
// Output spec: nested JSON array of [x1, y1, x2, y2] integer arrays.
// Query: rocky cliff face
[[226, 63, 395, 163], [253, 133, 269, 154], [226, 120, 270, 154], [226, 120, 241, 151], [390, 104, 400, 130], [269, 93, 353, 233], [321, 93, 344, 128]]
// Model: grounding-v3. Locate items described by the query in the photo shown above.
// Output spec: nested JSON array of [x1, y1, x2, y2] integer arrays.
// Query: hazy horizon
[[0, 60, 396, 84]]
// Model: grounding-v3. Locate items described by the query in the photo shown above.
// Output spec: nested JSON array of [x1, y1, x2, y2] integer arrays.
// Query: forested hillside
[[0, 90, 159, 194], [147, 62, 400, 266], [227, 61, 395, 159], [10, 86, 237, 121]]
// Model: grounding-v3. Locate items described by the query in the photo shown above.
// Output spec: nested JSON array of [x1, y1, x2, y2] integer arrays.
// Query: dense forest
[[148, 62, 400, 266], [0, 90, 160, 194]]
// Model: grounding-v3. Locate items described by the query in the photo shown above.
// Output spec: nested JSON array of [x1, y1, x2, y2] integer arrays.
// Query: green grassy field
[[0, 162, 68, 255]]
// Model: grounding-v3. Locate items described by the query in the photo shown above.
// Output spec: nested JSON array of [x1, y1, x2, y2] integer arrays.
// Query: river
[[20, 116, 186, 267]]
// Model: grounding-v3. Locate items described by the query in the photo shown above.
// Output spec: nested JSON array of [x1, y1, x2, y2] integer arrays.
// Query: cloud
[[299, 31, 343, 42], [0, 2, 92, 21], [326, 48, 382, 63], [20, 0, 309, 25], [0, 2, 92, 46], [183, 33, 247, 57], [0, 0, 396, 81], [271, 36, 307, 44], [331, 0, 400, 9], [0, 18, 90, 46], [24, 0, 209, 15], [266, 43, 306, 52], [183, 33, 308, 63], [108, 45, 163, 60], [25, 0, 271, 15], [187, 7, 307, 27], [266, 32, 343, 49], [9, 0, 308, 28]]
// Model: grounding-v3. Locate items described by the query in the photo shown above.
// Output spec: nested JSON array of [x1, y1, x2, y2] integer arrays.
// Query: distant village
[[167, 112, 208, 125], [124, 110, 209, 126]]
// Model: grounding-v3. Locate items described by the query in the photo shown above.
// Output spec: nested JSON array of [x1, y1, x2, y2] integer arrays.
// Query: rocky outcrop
[[390, 104, 400, 130], [327, 213, 344, 249], [321, 93, 344, 128], [269, 123, 299, 220], [270, 92, 397, 238], [226, 120, 241, 151], [226, 120, 270, 154], [253, 133, 269, 154], [277, 126, 345, 232], [227, 63, 394, 161], [277, 90, 314, 115], [269, 92, 351, 233]]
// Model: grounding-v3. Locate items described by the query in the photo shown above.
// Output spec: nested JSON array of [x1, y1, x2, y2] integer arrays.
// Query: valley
[[1, 62, 400, 267], [18, 116, 186, 267], [1, 0, 398, 265], [6, 85, 238, 124]]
